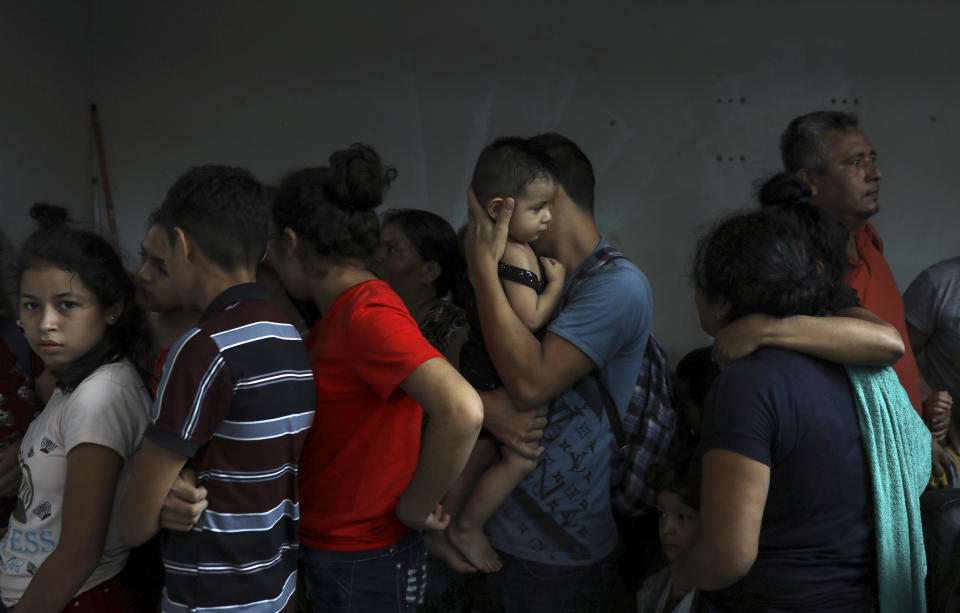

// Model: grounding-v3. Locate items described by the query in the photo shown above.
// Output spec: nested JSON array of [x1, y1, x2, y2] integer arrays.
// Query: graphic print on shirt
[[39, 438, 57, 454], [12, 455, 33, 524], [4, 448, 56, 568], [503, 374, 607, 561], [32, 501, 51, 521]]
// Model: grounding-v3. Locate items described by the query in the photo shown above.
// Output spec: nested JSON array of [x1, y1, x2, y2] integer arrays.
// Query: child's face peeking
[[657, 490, 699, 562], [19, 265, 117, 372], [508, 177, 556, 244]]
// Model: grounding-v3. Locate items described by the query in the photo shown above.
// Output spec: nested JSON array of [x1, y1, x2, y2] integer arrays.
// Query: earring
[[109, 315, 117, 324]]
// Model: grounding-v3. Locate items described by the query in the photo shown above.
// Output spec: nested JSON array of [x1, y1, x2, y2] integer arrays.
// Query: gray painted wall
[[4, 1, 959, 358], [1, 2, 92, 299]]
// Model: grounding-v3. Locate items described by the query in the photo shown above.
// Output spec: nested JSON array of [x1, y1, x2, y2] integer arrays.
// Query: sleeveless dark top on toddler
[[459, 262, 545, 391]]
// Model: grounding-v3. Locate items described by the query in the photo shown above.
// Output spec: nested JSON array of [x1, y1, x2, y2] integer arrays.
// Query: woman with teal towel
[[672, 207, 929, 612]]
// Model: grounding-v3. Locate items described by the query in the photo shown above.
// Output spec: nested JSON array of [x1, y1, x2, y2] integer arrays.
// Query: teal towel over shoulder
[[845, 365, 931, 613]]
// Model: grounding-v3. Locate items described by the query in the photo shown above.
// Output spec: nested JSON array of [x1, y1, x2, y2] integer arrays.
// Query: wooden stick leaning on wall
[[91, 104, 119, 249]]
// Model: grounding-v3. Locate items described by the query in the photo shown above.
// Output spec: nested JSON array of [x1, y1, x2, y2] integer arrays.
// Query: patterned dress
[[418, 301, 468, 358], [0, 316, 42, 524]]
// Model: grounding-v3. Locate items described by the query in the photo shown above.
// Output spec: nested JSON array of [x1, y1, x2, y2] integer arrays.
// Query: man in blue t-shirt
[[465, 133, 653, 612]]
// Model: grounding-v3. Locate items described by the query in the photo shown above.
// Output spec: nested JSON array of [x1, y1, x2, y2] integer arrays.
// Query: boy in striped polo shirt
[[119, 165, 315, 613]]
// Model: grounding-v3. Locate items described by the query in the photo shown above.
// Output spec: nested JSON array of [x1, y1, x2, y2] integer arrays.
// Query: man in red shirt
[[782, 111, 952, 476]]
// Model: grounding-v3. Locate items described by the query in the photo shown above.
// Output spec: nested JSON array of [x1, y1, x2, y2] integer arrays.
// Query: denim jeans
[[477, 546, 634, 613], [300, 531, 428, 613]]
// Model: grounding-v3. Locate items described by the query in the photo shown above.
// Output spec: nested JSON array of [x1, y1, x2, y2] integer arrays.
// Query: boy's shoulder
[[165, 297, 306, 389], [570, 254, 651, 307]]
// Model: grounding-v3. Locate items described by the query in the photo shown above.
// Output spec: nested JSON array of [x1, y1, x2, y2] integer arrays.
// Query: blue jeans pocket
[[301, 532, 427, 613]]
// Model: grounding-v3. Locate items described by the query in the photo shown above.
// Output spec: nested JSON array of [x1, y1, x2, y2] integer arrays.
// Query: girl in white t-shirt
[[0, 204, 152, 612]]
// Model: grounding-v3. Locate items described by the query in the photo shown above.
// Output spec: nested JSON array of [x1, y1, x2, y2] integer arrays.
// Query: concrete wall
[[7, 0, 960, 357], [1, 1, 93, 299]]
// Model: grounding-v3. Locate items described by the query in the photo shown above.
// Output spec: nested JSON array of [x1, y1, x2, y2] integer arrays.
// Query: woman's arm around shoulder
[[712, 307, 904, 369]]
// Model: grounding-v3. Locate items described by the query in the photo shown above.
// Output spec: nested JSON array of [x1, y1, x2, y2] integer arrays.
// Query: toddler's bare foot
[[448, 523, 503, 573], [425, 530, 477, 574]]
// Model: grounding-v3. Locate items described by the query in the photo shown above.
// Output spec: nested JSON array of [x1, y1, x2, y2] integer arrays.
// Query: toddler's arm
[[500, 242, 565, 331]]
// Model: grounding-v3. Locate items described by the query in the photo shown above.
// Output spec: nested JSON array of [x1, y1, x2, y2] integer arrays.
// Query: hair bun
[[756, 171, 812, 208], [327, 143, 397, 212], [30, 203, 71, 231]]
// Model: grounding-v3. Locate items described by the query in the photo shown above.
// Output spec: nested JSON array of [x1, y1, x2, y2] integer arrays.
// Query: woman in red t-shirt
[[265, 144, 483, 612]]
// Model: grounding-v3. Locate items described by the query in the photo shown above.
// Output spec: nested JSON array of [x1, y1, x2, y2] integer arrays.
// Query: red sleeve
[[146, 330, 234, 457], [348, 298, 443, 403]]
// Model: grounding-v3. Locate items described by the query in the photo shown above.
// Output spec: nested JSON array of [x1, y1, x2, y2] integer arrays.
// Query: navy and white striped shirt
[[146, 283, 315, 613]]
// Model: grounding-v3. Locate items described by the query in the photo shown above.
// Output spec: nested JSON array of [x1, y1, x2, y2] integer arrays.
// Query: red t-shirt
[[150, 347, 170, 395], [298, 280, 442, 551], [846, 223, 923, 415]]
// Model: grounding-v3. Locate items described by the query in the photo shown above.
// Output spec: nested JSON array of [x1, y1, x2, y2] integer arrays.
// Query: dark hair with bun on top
[[17, 203, 153, 390], [692, 208, 845, 324], [272, 143, 397, 267], [755, 171, 851, 285]]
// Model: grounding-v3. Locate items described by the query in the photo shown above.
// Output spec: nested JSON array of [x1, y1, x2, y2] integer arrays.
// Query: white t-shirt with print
[[0, 360, 150, 606]]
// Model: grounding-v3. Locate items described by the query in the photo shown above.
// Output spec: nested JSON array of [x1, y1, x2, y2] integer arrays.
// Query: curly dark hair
[[272, 143, 396, 267], [755, 171, 850, 283], [17, 203, 153, 390], [693, 208, 845, 323]]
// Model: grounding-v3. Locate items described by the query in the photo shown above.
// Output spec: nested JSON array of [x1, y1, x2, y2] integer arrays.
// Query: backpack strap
[[595, 372, 627, 448], [559, 246, 626, 312], [558, 246, 629, 442]]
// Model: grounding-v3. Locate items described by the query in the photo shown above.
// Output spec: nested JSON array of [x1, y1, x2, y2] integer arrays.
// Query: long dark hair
[[17, 204, 153, 390]]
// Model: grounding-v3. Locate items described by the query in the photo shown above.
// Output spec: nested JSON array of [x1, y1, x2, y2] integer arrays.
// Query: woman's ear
[[104, 301, 124, 325], [796, 169, 819, 198], [715, 297, 732, 322], [420, 260, 441, 286], [485, 198, 504, 222]]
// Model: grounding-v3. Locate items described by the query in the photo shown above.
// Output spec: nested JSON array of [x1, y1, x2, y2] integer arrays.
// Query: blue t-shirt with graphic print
[[485, 239, 653, 565]]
